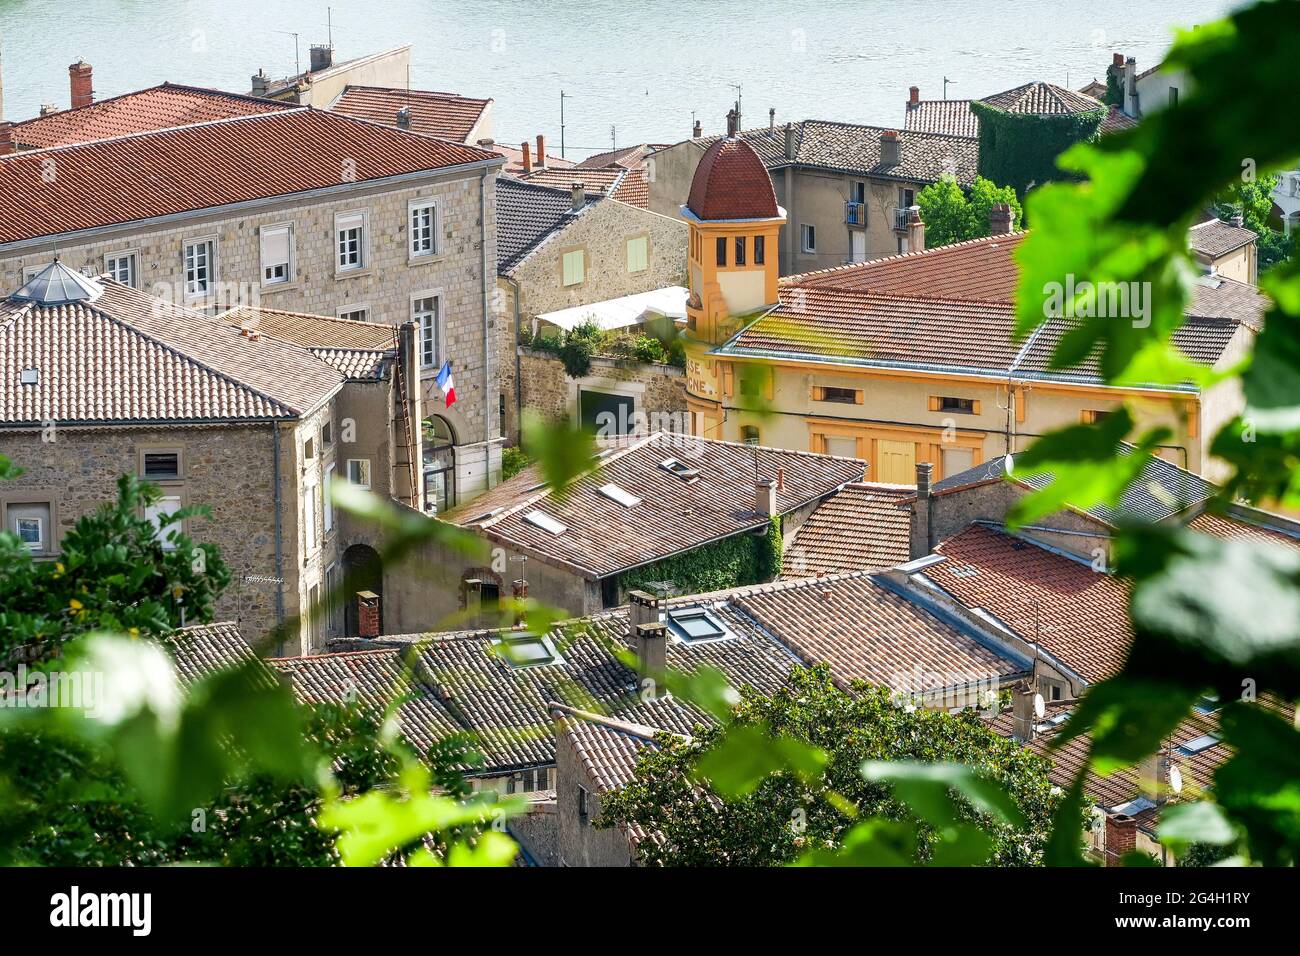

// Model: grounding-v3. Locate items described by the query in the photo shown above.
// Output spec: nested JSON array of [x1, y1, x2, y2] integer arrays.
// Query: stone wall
[[513, 348, 687, 436]]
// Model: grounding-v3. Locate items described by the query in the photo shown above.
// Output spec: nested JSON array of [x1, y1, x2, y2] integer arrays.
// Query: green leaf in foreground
[[693, 724, 827, 800]]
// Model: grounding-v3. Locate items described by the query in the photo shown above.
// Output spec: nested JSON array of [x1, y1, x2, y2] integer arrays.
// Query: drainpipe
[[272, 422, 286, 656], [481, 168, 494, 491], [505, 273, 524, 444]]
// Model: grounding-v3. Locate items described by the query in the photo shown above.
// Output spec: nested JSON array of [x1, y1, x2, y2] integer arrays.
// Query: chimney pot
[[755, 477, 777, 518], [628, 590, 666, 693], [910, 461, 934, 559], [775, 466, 785, 491], [915, 461, 933, 497], [477, 137, 496, 148], [251, 69, 270, 97], [879, 129, 901, 166], [536, 134, 546, 168], [769, 107, 775, 132], [990, 202, 1014, 236], [906, 205, 925, 253], [784, 121, 796, 160], [0, 122, 14, 156], [396, 106, 412, 130], [908, 85, 920, 107], [570, 181, 585, 212], [69, 60, 94, 109], [39, 104, 60, 117], [1113, 52, 1125, 67], [520, 140, 532, 173], [692, 119, 702, 139], [309, 44, 334, 73], [356, 590, 381, 639], [1105, 813, 1138, 866]]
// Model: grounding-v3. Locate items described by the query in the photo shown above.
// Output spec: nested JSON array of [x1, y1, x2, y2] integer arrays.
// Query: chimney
[[39, 104, 59, 117], [1125, 56, 1139, 116], [511, 579, 529, 626], [356, 590, 380, 639], [1230, 212, 1244, 228], [879, 129, 901, 166], [309, 44, 334, 73], [1105, 813, 1137, 866], [755, 477, 777, 518], [0, 122, 13, 157], [906, 206, 925, 253], [69, 60, 93, 109], [251, 69, 270, 97], [536, 134, 546, 168], [476, 137, 496, 149], [784, 121, 796, 160], [628, 590, 667, 692], [570, 181, 585, 212], [520, 140, 532, 173], [908, 85, 920, 107], [692, 119, 702, 139], [775, 467, 785, 491], [1112, 52, 1125, 68], [1011, 683, 1037, 743], [769, 107, 775, 132], [1139, 749, 1170, 803], [396, 106, 412, 130], [726, 108, 738, 138], [990, 202, 1014, 236], [910, 461, 934, 559]]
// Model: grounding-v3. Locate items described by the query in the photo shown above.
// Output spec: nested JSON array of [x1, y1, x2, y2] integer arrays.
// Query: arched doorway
[[342, 544, 383, 637], [423, 415, 457, 514]]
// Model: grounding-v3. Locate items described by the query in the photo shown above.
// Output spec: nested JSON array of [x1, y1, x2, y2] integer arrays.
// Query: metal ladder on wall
[[390, 328, 419, 508]]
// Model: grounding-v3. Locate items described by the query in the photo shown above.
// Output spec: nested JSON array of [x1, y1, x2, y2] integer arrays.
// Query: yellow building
[[681, 150, 1266, 483]]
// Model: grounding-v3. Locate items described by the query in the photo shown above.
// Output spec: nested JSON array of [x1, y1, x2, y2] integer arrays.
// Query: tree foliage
[[916, 174, 1023, 246]]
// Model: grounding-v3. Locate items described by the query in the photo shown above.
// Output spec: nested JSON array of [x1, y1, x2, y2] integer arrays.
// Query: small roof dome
[[11, 259, 104, 306], [686, 137, 779, 221]]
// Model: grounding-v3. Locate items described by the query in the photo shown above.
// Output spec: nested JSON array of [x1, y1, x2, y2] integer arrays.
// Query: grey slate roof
[[495, 176, 603, 273]]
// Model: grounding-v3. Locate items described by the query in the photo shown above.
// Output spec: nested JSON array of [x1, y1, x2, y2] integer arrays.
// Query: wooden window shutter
[[811, 385, 824, 401], [928, 396, 941, 412], [855, 389, 865, 405], [972, 400, 982, 415]]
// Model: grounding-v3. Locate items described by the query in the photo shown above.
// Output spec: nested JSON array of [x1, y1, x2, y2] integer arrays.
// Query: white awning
[[535, 286, 689, 333]]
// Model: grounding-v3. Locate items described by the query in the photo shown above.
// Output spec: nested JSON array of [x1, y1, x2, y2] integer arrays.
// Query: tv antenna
[[943, 76, 955, 100]]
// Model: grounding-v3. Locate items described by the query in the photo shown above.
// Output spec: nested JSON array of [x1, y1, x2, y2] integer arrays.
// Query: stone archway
[[342, 543, 383, 637]]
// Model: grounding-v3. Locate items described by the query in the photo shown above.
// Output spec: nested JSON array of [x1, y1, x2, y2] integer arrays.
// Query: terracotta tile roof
[[1100, 106, 1138, 134], [441, 432, 865, 578], [0, 277, 343, 424], [979, 81, 1106, 116], [928, 524, 1131, 683], [733, 571, 1025, 690], [1188, 218, 1258, 259], [782, 482, 913, 579], [495, 177, 604, 272], [490, 143, 575, 176], [221, 305, 396, 350], [552, 706, 671, 792], [686, 137, 781, 220], [0, 109, 501, 246], [10, 83, 291, 149], [576, 143, 670, 170], [165, 621, 264, 686], [1186, 511, 1300, 549], [328, 85, 491, 143], [904, 100, 978, 138], [1185, 274, 1268, 332]]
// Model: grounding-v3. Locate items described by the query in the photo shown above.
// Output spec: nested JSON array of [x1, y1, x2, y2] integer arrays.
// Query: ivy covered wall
[[615, 518, 782, 601], [971, 102, 1106, 198]]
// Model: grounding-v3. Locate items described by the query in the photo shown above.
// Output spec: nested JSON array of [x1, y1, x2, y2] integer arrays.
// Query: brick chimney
[[356, 590, 380, 639], [693, 119, 702, 139], [910, 461, 934, 559], [570, 181, 585, 213], [0, 122, 14, 157], [1011, 683, 1037, 742], [906, 206, 925, 253], [520, 140, 532, 173], [628, 590, 667, 693], [755, 477, 777, 518], [69, 60, 93, 109], [1112, 52, 1125, 68], [535, 134, 546, 169], [908, 85, 920, 107], [990, 202, 1014, 236], [879, 129, 901, 166], [396, 106, 412, 130], [1105, 813, 1137, 866]]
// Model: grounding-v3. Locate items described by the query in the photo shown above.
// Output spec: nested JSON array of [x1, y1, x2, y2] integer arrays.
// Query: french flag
[[435, 360, 457, 407]]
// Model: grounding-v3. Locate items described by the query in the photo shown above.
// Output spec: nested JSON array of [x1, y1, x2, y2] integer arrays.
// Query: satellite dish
[[1004, 454, 1015, 475], [1169, 765, 1183, 795], [1033, 693, 1045, 719]]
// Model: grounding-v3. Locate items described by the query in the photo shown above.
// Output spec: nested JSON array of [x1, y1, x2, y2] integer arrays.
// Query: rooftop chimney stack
[[0, 122, 13, 156], [1112, 52, 1125, 68], [1231, 212, 1244, 228], [692, 119, 702, 138], [39, 104, 59, 117], [1011, 683, 1037, 742], [1139, 749, 1171, 803], [520, 140, 532, 173], [910, 461, 934, 559], [309, 44, 334, 73], [477, 137, 496, 149], [908, 85, 920, 107], [1125, 56, 1139, 117], [570, 181, 585, 213], [879, 129, 901, 166], [906, 206, 925, 253], [1105, 813, 1137, 866], [251, 69, 270, 97], [784, 121, 796, 160], [356, 591, 380, 639], [395, 106, 411, 130], [990, 202, 1014, 236], [628, 590, 667, 695], [69, 60, 93, 109], [536, 134, 546, 168], [755, 477, 777, 519], [769, 107, 775, 132]]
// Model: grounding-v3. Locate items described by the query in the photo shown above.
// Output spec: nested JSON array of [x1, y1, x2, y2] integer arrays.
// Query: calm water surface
[[0, 0, 1240, 159]]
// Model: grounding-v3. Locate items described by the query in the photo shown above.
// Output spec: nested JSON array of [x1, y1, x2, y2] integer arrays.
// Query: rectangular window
[[336, 213, 365, 271], [1081, 409, 1113, 424], [741, 425, 761, 445], [303, 479, 318, 553], [813, 385, 860, 404], [140, 450, 181, 481], [346, 459, 372, 489], [562, 249, 585, 286], [734, 236, 746, 266], [577, 785, 590, 823], [303, 437, 315, 461], [260, 223, 293, 285], [899, 187, 916, 209], [801, 224, 815, 253], [104, 251, 137, 288], [716, 236, 727, 266], [410, 201, 438, 258], [323, 464, 335, 533], [626, 236, 649, 273], [414, 295, 440, 368], [144, 495, 182, 551], [184, 240, 214, 297], [322, 420, 333, 446], [934, 396, 977, 414], [9, 502, 50, 552], [338, 306, 369, 322], [754, 235, 765, 265]]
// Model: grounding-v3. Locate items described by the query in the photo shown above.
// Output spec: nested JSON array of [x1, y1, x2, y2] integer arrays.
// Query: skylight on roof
[[599, 482, 641, 507], [523, 510, 567, 535], [666, 607, 728, 643], [1111, 795, 1157, 816], [492, 632, 561, 668], [1177, 733, 1220, 756], [659, 457, 700, 483]]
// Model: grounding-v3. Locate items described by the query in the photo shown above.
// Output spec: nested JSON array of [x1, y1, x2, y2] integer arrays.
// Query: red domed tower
[[681, 133, 786, 436]]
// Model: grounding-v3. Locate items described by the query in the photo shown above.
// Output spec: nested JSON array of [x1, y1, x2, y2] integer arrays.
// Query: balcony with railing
[[893, 206, 912, 231], [845, 201, 866, 226]]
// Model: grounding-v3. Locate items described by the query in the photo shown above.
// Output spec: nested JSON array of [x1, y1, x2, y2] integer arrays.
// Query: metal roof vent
[[11, 259, 104, 306]]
